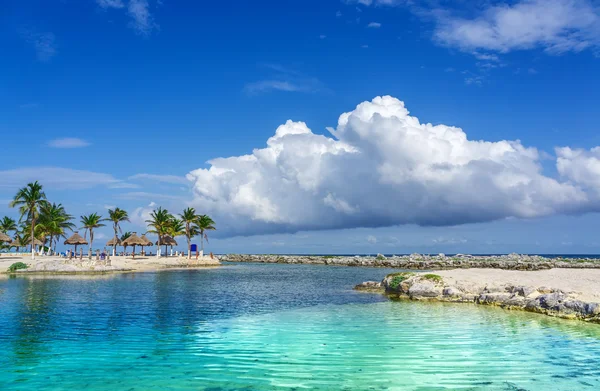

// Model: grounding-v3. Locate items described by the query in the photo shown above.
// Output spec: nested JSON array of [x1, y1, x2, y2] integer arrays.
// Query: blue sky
[[1, 0, 600, 254]]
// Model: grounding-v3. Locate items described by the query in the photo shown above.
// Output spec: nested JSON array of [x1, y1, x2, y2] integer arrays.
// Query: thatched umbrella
[[156, 235, 177, 257], [140, 234, 153, 255], [122, 232, 148, 259], [10, 238, 22, 251], [0, 232, 12, 243], [64, 232, 88, 254], [106, 237, 121, 255], [28, 238, 44, 252]]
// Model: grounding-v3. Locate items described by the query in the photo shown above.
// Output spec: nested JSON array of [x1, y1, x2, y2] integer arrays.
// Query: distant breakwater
[[221, 254, 600, 270]]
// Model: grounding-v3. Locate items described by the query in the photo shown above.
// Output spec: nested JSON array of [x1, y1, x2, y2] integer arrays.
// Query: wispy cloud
[[97, 0, 125, 8], [0, 167, 126, 190], [434, 0, 600, 55], [47, 138, 90, 149], [244, 79, 323, 95], [97, 0, 158, 35], [20, 30, 57, 61], [351, 0, 600, 58], [117, 191, 187, 201], [367, 22, 382, 28], [129, 173, 190, 185], [19, 103, 39, 109], [128, 0, 156, 35], [244, 64, 327, 95]]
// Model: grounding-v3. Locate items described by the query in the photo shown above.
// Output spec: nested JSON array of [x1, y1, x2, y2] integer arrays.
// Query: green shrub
[[422, 273, 443, 283], [387, 272, 414, 290], [8, 262, 28, 273]]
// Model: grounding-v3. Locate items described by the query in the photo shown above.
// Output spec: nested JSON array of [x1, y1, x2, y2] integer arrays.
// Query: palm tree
[[80, 213, 107, 259], [0, 216, 17, 234], [38, 203, 74, 255], [120, 231, 132, 255], [12, 231, 25, 252], [10, 181, 49, 260], [108, 208, 129, 257], [145, 207, 172, 258], [197, 215, 216, 256], [179, 207, 200, 259], [167, 217, 185, 257]]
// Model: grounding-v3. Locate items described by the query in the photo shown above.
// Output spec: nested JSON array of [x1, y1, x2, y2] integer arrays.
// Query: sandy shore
[[434, 268, 600, 302], [0, 253, 220, 276]]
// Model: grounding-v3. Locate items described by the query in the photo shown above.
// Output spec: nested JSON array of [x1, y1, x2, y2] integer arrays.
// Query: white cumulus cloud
[[187, 96, 596, 237]]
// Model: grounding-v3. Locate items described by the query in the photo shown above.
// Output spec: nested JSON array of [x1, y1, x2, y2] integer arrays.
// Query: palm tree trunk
[[200, 229, 204, 257], [89, 231, 94, 259], [187, 235, 191, 259], [157, 237, 161, 258], [30, 217, 35, 260], [113, 225, 118, 257]]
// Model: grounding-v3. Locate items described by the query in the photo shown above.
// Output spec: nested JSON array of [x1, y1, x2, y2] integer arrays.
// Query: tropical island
[[0, 182, 220, 274]]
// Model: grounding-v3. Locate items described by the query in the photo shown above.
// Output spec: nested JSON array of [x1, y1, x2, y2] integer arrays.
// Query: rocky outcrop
[[354, 281, 383, 292], [355, 273, 600, 323], [222, 253, 600, 270]]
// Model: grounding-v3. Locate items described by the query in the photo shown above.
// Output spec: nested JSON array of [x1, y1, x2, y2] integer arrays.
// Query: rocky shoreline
[[355, 272, 600, 324], [222, 253, 600, 270]]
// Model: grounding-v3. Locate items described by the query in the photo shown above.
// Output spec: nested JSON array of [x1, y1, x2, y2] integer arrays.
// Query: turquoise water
[[1, 263, 600, 390]]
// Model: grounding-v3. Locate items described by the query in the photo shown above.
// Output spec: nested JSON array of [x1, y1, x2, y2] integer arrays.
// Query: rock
[[443, 286, 462, 297], [377, 270, 600, 323], [408, 281, 443, 298], [354, 281, 382, 291], [221, 253, 600, 271]]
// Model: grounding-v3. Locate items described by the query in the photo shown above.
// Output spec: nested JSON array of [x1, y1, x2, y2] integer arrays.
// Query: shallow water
[[1, 263, 600, 390]]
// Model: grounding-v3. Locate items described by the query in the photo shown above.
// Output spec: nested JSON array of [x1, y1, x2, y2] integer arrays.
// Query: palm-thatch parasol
[[122, 232, 148, 259], [107, 237, 121, 246], [156, 235, 177, 256], [106, 237, 121, 255], [30, 238, 43, 246], [0, 232, 12, 243], [64, 231, 88, 253], [10, 238, 22, 250], [140, 234, 153, 255]]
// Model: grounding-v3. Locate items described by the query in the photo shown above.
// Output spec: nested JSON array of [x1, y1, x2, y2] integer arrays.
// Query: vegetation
[[180, 207, 201, 259], [80, 213, 107, 258], [37, 203, 74, 255], [121, 232, 132, 254], [422, 274, 443, 283], [0, 216, 17, 234], [146, 207, 174, 257], [2, 181, 217, 258], [10, 181, 49, 260], [387, 272, 415, 290], [108, 208, 129, 257], [8, 262, 28, 272], [196, 215, 216, 255]]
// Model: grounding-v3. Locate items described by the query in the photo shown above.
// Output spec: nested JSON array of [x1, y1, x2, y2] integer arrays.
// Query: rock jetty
[[355, 272, 600, 323], [222, 253, 600, 270]]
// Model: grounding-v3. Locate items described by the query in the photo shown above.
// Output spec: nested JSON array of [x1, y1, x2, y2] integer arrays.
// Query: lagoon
[[1, 263, 600, 390]]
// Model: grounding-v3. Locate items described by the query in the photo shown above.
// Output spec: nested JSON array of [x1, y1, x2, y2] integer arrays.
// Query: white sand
[[0, 253, 220, 276], [435, 268, 600, 302]]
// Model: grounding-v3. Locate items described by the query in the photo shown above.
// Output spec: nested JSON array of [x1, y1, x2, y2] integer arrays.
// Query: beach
[[435, 268, 600, 302], [0, 253, 220, 275]]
